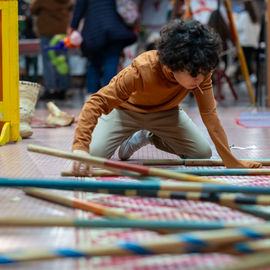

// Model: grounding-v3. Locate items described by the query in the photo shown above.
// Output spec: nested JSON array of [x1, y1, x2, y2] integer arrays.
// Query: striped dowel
[[27, 144, 221, 184], [233, 204, 270, 221], [0, 216, 243, 230], [171, 168, 270, 176], [2, 223, 270, 263], [229, 239, 270, 254], [205, 250, 270, 270], [61, 169, 120, 177], [23, 188, 137, 219], [2, 178, 270, 195], [62, 168, 270, 177], [77, 188, 270, 206], [141, 159, 270, 166]]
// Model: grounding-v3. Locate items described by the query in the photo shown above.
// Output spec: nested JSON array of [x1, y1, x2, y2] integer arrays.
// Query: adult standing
[[235, 0, 260, 78], [69, 0, 137, 100], [30, 0, 73, 100]]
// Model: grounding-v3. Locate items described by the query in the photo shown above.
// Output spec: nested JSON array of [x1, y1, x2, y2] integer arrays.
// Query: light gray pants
[[90, 108, 212, 159]]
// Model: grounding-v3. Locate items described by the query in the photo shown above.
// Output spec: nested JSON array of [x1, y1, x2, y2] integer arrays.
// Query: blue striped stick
[[2, 177, 270, 195], [1, 223, 270, 263], [2, 178, 270, 195]]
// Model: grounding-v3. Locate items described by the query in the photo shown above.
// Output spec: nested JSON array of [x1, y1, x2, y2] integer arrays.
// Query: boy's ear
[[164, 66, 172, 73]]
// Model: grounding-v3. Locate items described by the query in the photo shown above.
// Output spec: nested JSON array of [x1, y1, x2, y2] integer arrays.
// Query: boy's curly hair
[[157, 19, 221, 77]]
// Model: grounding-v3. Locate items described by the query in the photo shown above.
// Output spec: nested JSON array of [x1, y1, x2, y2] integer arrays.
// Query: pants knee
[[193, 145, 212, 159], [184, 145, 212, 159]]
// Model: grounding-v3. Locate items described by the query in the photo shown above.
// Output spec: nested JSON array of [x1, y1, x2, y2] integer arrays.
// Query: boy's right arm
[[72, 149, 92, 176], [71, 64, 140, 175]]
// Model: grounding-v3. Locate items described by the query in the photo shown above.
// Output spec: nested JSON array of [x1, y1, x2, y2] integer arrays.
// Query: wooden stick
[[2, 178, 270, 195], [0, 216, 243, 230], [141, 159, 270, 166], [233, 204, 270, 220], [72, 188, 270, 206], [61, 169, 119, 177], [27, 144, 221, 184], [205, 250, 270, 270], [23, 188, 137, 219], [62, 168, 270, 177], [2, 224, 270, 263]]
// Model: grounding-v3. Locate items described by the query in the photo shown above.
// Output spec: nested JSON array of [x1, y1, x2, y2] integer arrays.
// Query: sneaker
[[118, 130, 150, 160]]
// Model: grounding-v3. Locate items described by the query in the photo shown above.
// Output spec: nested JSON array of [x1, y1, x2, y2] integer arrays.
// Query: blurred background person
[[169, 0, 185, 20], [69, 0, 137, 101], [208, 9, 233, 71], [235, 0, 260, 82], [30, 0, 73, 100]]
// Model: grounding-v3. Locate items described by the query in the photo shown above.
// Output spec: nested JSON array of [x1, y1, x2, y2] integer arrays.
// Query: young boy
[[72, 19, 261, 175]]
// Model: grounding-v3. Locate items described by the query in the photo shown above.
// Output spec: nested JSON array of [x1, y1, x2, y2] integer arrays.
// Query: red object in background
[[19, 38, 41, 56]]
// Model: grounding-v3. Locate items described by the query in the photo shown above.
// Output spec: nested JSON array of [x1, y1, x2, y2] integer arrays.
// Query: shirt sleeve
[[70, 0, 88, 29], [29, 0, 42, 15], [194, 74, 246, 168], [72, 64, 140, 152]]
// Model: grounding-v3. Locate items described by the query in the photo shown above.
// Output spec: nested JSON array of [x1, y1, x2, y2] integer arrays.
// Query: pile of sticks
[[1, 144, 270, 269]]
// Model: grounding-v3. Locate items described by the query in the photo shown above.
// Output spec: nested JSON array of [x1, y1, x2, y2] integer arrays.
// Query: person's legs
[[102, 44, 122, 86], [148, 109, 212, 158], [54, 49, 71, 99], [119, 109, 212, 160], [90, 109, 145, 158], [242, 46, 254, 74], [40, 36, 56, 92], [86, 53, 102, 94]]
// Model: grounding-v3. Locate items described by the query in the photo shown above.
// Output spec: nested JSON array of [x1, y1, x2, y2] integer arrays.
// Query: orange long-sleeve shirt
[[72, 50, 252, 168]]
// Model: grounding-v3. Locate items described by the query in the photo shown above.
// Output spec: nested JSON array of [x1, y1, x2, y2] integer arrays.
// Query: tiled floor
[[1, 82, 270, 269]]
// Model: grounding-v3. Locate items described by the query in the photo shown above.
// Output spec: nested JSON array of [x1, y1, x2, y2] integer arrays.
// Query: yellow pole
[[223, 0, 255, 105], [0, 0, 21, 145], [183, 0, 192, 20]]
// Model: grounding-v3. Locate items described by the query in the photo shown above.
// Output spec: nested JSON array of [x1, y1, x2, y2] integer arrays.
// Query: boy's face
[[171, 70, 205, 90]]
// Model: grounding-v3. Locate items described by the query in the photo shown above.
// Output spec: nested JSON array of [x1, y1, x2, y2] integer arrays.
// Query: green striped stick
[[2, 178, 270, 195], [62, 168, 270, 177], [232, 204, 270, 221], [0, 216, 244, 230], [142, 159, 270, 166], [27, 144, 221, 184], [2, 223, 270, 263]]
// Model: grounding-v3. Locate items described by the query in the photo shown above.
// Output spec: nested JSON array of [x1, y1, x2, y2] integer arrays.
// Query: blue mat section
[[236, 112, 270, 128]]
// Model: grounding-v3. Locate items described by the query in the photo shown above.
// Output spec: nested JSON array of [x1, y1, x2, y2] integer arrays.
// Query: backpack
[[116, 0, 139, 27]]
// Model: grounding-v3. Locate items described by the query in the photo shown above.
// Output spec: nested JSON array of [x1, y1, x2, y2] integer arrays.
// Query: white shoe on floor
[[118, 130, 150, 160]]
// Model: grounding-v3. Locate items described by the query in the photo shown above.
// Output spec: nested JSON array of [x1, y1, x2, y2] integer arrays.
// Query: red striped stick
[[27, 144, 220, 184]]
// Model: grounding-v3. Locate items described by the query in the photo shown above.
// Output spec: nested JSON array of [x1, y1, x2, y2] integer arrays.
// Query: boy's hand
[[236, 160, 262, 168], [72, 150, 93, 176]]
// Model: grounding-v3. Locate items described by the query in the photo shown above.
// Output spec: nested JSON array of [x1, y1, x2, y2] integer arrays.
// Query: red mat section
[[75, 170, 270, 269]]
